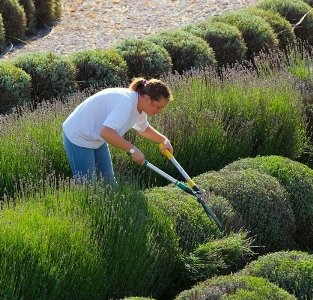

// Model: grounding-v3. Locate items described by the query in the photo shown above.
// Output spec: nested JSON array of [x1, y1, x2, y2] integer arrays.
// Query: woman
[[62, 77, 173, 182]]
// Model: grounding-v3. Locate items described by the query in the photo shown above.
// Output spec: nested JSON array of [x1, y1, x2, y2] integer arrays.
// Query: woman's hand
[[160, 138, 173, 154], [131, 147, 145, 165]]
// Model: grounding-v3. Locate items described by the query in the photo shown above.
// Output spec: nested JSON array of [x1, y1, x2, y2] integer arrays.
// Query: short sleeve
[[133, 113, 149, 132], [102, 100, 133, 135]]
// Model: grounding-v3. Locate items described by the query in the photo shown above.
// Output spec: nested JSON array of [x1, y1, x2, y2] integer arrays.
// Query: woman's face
[[143, 95, 169, 116]]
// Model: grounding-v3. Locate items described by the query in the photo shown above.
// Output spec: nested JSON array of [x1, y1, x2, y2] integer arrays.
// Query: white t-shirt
[[63, 88, 149, 148]]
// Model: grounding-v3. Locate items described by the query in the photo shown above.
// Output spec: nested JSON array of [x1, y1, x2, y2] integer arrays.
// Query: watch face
[[129, 148, 135, 154]]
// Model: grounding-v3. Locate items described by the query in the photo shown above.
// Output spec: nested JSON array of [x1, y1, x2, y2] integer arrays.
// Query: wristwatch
[[129, 148, 136, 155]]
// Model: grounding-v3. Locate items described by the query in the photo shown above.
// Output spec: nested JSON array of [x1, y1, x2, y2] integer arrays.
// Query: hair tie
[[143, 79, 147, 86]]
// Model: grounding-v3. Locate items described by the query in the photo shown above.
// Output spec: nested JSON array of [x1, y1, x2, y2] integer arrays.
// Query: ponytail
[[129, 77, 172, 102]]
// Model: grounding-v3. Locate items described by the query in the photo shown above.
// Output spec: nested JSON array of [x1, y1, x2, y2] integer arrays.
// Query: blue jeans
[[63, 131, 116, 183]]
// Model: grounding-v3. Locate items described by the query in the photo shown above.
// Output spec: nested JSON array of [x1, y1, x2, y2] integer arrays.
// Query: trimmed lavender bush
[[12, 51, 78, 102], [70, 49, 128, 90], [247, 8, 296, 49], [184, 21, 247, 66], [174, 275, 296, 300], [115, 38, 172, 78], [242, 250, 313, 300], [256, 0, 313, 45], [213, 10, 279, 59], [193, 169, 296, 252], [146, 29, 216, 73], [0, 62, 32, 114], [222, 155, 313, 249]]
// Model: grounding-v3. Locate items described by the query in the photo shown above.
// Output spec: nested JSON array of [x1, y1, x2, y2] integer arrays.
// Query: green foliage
[[146, 29, 216, 73], [222, 155, 313, 249], [0, 0, 26, 40], [18, 0, 37, 33], [302, 0, 313, 6], [70, 49, 128, 90], [12, 51, 78, 102], [213, 10, 279, 59], [145, 186, 221, 254], [256, 0, 313, 45], [242, 250, 313, 300], [174, 275, 296, 300], [0, 180, 182, 299], [33, 0, 61, 26], [53, 0, 62, 19], [184, 21, 247, 66], [248, 8, 296, 49], [0, 14, 5, 50], [193, 169, 296, 252], [183, 232, 254, 283], [0, 95, 74, 198], [115, 38, 172, 78], [0, 197, 104, 299], [122, 298, 155, 300], [0, 62, 32, 114]]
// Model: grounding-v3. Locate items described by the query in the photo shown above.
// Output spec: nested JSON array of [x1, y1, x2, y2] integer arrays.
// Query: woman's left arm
[[138, 125, 173, 153]]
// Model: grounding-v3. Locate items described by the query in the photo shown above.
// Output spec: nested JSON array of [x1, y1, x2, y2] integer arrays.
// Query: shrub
[[115, 38, 172, 78], [302, 0, 313, 6], [248, 8, 296, 49], [12, 51, 78, 102], [193, 169, 296, 252], [146, 29, 216, 73], [174, 275, 296, 300], [0, 14, 5, 50], [183, 232, 254, 283], [53, 0, 62, 19], [242, 250, 313, 300], [184, 21, 247, 66], [0, 0, 26, 41], [256, 0, 313, 45], [222, 155, 313, 249], [18, 0, 37, 33], [0, 62, 32, 114], [122, 298, 155, 300], [213, 10, 279, 59], [33, 0, 60, 27], [0, 199, 104, 299], [70, 49, 128, 90], [0, 180, 182, 299], [145, 186, 221, 254]]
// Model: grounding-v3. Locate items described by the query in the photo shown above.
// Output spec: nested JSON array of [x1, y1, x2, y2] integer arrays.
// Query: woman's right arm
[[100, 126, 145, 165]]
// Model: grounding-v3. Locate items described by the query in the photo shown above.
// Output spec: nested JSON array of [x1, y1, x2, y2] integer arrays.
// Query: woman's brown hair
[[129, 77, 172, 102]]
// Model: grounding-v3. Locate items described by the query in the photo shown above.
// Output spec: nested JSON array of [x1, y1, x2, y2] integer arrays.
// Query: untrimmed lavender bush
[[0, 180, 182, 299], [183, 232, 254, 283]]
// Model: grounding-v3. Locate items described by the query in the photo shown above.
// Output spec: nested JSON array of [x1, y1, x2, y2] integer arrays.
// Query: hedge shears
[[143, 144, 223, 230]]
